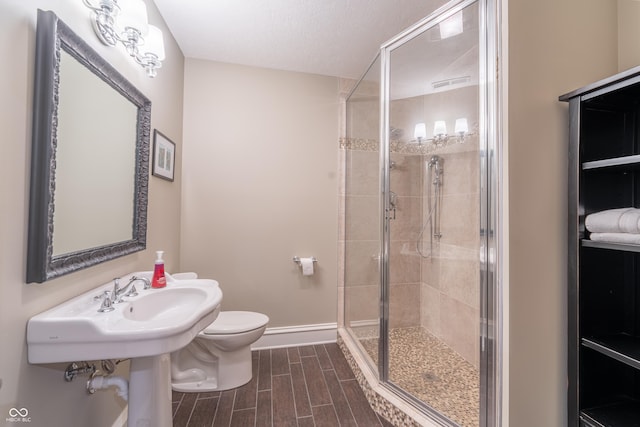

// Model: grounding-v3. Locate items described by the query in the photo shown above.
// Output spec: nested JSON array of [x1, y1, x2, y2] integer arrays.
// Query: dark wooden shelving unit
[[561, 66, 640, 427], [582, 335, 640, 371]]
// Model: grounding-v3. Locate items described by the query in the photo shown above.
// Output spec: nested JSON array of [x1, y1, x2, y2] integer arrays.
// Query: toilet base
[[172, 378, 220, 393], [171, 375, 253, 393], [171, 345, 254, 392]]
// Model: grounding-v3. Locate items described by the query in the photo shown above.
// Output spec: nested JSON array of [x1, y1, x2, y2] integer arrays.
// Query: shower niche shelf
[[561, 65, 640, 427]]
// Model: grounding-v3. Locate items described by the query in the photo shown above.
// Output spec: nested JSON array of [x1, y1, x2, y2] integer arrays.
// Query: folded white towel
[[590, 232, 640, 245], [585, 208, 640, 234], [619, 209, 640, 233]]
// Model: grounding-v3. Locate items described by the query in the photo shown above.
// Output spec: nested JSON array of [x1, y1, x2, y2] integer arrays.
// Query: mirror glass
[[27, 10, 150, 283], [54, 50, 138, 255]]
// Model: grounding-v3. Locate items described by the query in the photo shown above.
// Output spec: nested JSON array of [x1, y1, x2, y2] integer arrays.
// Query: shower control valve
[[386, 190, 397, 220]]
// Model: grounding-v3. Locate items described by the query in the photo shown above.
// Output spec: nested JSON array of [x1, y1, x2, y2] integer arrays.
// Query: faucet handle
[[94, 289, 112, 301], [97, 291, 114, 313]]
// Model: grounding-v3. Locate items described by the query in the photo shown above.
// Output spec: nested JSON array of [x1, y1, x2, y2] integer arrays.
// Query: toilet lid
[[202, 311, 269, 335]]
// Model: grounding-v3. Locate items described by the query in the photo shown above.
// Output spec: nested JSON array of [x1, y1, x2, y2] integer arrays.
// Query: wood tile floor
[[172, 343, 393, 427]]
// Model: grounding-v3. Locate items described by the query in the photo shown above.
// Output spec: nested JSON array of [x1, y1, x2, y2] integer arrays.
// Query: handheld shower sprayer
[[417, 155, 444, 258], [428, 155, 443, 185]]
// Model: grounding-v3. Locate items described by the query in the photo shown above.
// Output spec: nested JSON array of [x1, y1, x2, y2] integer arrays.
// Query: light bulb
[[117, 0, 149, 35], [433, 121, 447, 137], [414, 123, 427, 142], [455, 118, 468, 135], [142, 25, 165, 60]]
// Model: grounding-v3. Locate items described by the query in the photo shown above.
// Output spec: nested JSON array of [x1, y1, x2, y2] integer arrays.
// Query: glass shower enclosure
[[343, 0, 499, 425]]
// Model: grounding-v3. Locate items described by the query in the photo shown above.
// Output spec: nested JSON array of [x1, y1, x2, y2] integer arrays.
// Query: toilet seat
[[201, 311, 269, 335]]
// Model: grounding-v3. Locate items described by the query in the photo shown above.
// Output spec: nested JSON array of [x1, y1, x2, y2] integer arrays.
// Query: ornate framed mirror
[[27, 10, 151, 283]]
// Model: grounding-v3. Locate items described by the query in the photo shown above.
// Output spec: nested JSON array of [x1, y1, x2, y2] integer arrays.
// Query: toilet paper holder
[[292, 256, 318, 265]]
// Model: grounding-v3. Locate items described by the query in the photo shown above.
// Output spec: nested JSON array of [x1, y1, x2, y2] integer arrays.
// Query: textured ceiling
[[153, 0, 447, 79]]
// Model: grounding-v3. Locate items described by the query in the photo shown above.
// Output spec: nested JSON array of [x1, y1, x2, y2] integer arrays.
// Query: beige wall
[[507, 0, 617, 425], [618, 0, 640, 71], [0, 1, 184, 426], [180, 59, 339, 327]]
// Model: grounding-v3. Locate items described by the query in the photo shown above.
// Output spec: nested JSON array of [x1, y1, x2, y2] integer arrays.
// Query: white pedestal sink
[[129, 354, 172, 427], [27, 272, 223, 427]]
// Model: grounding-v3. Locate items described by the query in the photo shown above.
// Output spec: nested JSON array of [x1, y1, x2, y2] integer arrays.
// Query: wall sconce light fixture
[[433, 120, 447, 142], [82, 0, 165, 77], [411, 118, 471, 145]]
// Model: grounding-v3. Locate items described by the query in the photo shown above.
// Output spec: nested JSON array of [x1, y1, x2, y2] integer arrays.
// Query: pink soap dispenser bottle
[[152, 251, 166, 288]]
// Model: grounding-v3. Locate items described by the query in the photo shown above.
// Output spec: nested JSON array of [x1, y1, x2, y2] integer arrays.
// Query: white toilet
[[171, 310, 269, 392]]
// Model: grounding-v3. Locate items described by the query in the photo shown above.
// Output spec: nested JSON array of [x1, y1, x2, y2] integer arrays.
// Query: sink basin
[[27, 273, 223, 364], [123, 287, 208, 322]]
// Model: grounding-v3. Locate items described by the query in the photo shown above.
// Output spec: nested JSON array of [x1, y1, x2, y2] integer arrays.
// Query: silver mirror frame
[[27, 9, 151, 283]]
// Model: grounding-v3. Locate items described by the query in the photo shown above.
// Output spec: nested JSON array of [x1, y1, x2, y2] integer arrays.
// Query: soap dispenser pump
[[152, 251, 166, 288]]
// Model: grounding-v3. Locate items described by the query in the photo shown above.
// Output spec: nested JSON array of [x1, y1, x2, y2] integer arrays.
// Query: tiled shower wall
[[388, 152, 423, 328], [427, 87, 479, 369], [419, 140, 480, 369], [390, 86, 480, 369]]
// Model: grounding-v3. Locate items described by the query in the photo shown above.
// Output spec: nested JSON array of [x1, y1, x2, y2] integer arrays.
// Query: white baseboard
[[252, 322, 337, 350], [112, 406, 127, 427], [349, 319, 379, 328]]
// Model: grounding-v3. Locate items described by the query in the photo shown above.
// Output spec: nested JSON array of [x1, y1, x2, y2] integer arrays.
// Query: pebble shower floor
[[361, 327, 480, 427]]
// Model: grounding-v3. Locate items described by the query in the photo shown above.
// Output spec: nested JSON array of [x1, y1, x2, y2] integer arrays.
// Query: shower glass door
[[384, 1, 482, 426], [344, 55, 383, 368], [344, 0, 497, 425]]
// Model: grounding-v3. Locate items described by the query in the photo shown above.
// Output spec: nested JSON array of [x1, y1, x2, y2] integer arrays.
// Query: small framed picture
[[152, 130, 175, 182]]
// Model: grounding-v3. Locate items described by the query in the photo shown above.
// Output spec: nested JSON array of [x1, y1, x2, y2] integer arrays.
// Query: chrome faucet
[[95, 276, 151, 312], [131, 276, 152, 290], [112, 276, 151, 303]]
